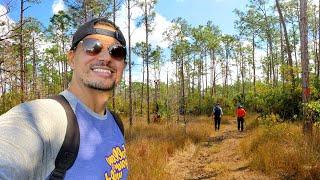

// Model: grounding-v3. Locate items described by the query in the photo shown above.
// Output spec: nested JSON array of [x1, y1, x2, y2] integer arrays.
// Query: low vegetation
[[241, 115, 320, 179], [124, 116, 212, 180]]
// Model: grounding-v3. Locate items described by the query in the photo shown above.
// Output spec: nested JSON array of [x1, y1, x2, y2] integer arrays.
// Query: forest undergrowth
[[124, 114, 320, 180]]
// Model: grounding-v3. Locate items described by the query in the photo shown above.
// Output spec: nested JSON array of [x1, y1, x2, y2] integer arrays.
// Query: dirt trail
[[166, 118, 271, 180]]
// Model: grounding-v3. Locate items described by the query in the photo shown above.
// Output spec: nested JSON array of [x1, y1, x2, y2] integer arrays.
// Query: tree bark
[[127, 0, 133, 126], [276, 0, 294, 87], [318, 0, 320, 78], [300, 0, 311, 133], [144, 0, 150, 124], [112, 1, 116, 110], [19, 0, 25, 102], [32, 36, 37, 98], [300, 0, 310, 103], [252, 34, 256, 95]]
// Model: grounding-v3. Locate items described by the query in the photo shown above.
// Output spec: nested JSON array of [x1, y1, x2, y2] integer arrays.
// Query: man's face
[[68, 24, 126, 91]]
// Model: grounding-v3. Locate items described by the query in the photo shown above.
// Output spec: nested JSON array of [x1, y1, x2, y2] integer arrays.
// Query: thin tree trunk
[[127, 0, 133, 126], [300, 0, 310, 103], [252, 34, 256, 95], [224, 44, 229, 97], [197, 55, 201, 113], [293, 24, 298, 68], [19, 0, 24, 102], [166, 70, 169, 120], [191, 56, 194, 94], [32, 36, 37, 98], [140, 55, 144, 116], [300, 0, 311, 133], [83, 0, 87, 22], [181, 56, 186, 127], [262, 8, 275, 87], [240, 43, 245, 98], [205, 51, 208, 94], [313, 5, 319, 76], [112, 2, 116, 110], [113, 0, 116, 23], [145, 0, 150, 124], [280, 21, 285, 87], [276, 0, 294, 87], [318, 0, 320, 78], [213, 49, 216, 96]]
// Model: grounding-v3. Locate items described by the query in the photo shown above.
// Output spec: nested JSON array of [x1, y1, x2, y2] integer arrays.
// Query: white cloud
[[52, 0, 65, 14], [0, 4, 15, 40], [149, 14, 172, 48], [116, 2, 173, 83], [116, 2, 172, 48]]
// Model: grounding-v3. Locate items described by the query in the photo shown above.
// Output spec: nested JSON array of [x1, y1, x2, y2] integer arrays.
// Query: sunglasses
[[79, 38, 127, 60]]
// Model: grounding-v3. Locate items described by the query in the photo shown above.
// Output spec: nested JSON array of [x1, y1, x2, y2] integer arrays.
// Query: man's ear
[[67, 51, 75, 69]]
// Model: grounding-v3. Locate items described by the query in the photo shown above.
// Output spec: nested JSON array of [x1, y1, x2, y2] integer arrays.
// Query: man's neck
[[68, 83, 112, 115]]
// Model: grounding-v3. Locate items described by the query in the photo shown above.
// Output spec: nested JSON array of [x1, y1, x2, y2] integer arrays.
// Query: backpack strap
[[48, 95, 124, 179], [49, 95, 80, 180], [110, 111, 124, 136]]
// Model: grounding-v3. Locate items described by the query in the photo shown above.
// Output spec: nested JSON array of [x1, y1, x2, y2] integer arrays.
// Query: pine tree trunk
[[300, 0, 311, 133], [19, 0, 25, 102], [145, 0, 150, 124], [128, 0, 133, 126], [252, 34, 256, 95], [32, 36, 37, 98], [318, 0, 320, 78], [276, 0, 294, 87]]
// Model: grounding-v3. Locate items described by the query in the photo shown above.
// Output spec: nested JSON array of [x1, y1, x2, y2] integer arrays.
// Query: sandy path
[[166, 118, 272, 180]]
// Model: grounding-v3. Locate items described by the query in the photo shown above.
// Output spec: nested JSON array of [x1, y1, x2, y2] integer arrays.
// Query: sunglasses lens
[[109, 45, 126, 60], [82, 38, 103, 56]]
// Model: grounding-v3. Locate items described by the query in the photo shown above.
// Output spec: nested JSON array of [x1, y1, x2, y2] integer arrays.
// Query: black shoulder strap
[[110, 111, 124, 136], [49, 95, 80, 180]]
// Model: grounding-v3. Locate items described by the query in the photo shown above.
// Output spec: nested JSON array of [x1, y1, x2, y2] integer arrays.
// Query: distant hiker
[[236, 105, 246, 131], [212, 103, 223, 131]]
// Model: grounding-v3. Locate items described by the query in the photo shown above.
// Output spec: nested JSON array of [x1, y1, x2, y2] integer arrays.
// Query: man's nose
[[97, 49, 112, 62]]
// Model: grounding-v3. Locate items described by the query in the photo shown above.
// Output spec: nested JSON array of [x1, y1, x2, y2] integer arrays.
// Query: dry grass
[[124, 116, 213, 180], [240, 122, 320, 179], [122, 114, 320, 179]]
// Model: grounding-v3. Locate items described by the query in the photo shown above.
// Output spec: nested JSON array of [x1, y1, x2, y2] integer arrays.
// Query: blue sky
[[156, 0, 247, 34], [3, 0, 246, 35]]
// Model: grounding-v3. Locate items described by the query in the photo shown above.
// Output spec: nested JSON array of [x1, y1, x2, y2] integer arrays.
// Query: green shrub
[[304, 100, 320, 123]]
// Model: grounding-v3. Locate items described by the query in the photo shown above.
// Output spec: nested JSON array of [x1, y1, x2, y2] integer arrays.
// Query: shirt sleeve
[[0, 99, 67, 180]]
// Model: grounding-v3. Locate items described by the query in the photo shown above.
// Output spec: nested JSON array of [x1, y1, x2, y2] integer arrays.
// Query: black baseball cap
[[70, 17, 126, 50]]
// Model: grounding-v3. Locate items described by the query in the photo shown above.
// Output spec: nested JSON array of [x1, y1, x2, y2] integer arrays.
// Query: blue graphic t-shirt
[[61, 91, 128, 180]]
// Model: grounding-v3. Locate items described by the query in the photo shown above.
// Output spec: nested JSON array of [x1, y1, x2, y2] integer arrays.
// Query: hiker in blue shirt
[[0, 17, 128, 179], [212, 103, 223, 131]]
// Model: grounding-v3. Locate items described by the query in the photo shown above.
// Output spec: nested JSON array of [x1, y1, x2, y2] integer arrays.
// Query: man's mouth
[[91, 66, 115, 77], [93, 68, 111, 73]]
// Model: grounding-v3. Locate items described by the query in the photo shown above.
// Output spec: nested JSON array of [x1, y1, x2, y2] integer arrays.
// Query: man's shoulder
[[2, 98, 61, 115], [0, 98, 68, 179]]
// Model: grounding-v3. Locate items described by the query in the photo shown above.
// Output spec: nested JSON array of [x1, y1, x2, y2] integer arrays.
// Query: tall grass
[[124, 116, 212, 180], [241, 117, 320, 179]]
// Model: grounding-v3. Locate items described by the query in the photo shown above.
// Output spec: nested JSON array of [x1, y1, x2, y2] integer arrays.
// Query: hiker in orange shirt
[[236, 105, 246, 131]]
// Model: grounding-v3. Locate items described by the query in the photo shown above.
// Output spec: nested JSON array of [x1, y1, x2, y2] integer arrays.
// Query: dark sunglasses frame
[[79, 38, 127, 60]]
